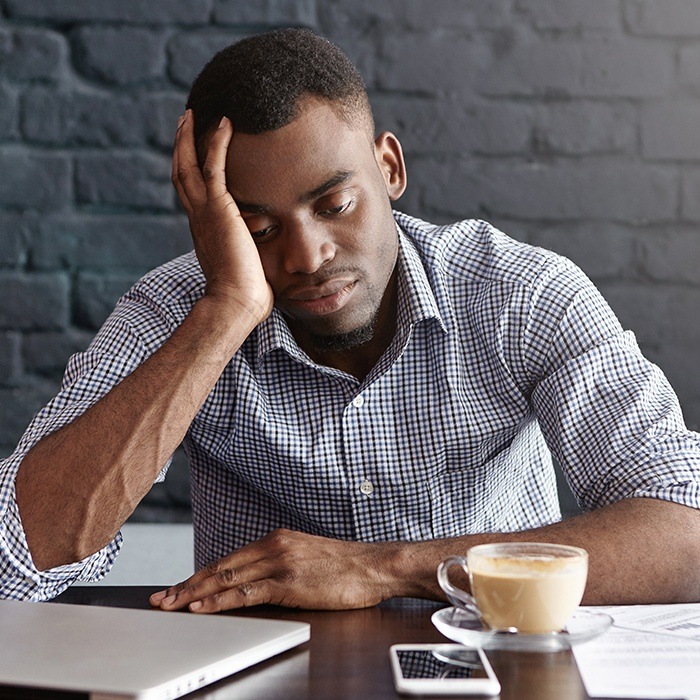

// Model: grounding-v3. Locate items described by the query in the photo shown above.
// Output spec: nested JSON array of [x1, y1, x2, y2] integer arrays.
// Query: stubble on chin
[[307, 312, 378, 352]]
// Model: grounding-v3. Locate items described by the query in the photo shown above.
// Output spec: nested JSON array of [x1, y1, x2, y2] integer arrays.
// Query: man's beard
[[307, 311, 378, 352]]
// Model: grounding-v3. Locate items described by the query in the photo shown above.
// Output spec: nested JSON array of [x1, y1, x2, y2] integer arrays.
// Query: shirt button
[[352, 395, 365, 408], [360, 479, 374, 496]]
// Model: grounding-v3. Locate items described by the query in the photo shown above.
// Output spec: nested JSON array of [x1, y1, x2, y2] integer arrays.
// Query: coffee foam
[[472, 554, 585, 576]]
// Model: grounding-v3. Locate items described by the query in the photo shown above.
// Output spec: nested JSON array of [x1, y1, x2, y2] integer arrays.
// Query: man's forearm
[[145, 497, 698, 614], [383, 497, 700, 605], [15, 295, 259, 572]]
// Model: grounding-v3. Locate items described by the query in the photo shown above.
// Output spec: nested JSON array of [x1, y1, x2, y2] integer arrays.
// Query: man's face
[[225, 98, 406, 351]]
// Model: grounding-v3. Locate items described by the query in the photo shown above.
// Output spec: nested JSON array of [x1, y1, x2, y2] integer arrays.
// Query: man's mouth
[[286, 279, 358, 315]]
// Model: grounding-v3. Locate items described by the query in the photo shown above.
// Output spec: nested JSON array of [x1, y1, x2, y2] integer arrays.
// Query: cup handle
[[437, 555, 482, 618]]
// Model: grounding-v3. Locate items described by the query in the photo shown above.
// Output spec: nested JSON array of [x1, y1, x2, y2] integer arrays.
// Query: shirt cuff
[[0, 493, 122, 601]]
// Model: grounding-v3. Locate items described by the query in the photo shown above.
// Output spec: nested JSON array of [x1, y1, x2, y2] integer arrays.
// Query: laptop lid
[[0, 599, 310, 699]]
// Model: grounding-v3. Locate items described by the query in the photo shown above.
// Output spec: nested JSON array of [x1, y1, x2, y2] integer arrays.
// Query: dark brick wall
[[1, 1, 699, 520]]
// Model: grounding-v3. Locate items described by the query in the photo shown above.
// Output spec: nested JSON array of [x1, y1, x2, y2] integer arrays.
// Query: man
[[2, 29, 699, 610]]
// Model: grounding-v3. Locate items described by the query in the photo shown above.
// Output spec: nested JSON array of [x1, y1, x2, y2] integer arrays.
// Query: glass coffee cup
[[437, 542, 588, 634]]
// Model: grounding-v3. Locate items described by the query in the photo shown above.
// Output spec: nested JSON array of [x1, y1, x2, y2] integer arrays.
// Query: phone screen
[[395, 648, 489, 680]]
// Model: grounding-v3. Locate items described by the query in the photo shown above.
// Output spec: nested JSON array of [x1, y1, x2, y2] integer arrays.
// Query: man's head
[[186, 29, 406, 361], [187, 28, 374, 157]]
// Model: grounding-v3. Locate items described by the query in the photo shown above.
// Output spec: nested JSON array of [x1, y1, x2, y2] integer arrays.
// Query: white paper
[[573, 604, 700, 700], [606, 603, 700, 642]]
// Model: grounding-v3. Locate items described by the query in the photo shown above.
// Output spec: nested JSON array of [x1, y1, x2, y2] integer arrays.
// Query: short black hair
[[186, 28, 373, 149]]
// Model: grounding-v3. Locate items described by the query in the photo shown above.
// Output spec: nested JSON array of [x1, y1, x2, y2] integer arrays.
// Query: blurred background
[[1, 0, 699, 523]]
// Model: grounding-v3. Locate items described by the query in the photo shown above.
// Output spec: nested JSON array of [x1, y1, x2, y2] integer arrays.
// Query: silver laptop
[[0, 599, 310, 699]]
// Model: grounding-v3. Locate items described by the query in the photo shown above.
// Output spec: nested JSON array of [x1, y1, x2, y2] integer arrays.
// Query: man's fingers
[[171, 109, 206, 212], [149, 567, 223, 608], [200, 116, 234, 198], [171, 111, 239, 227], [151, 554, 270, 610], [149, 558, 219, 606], [154, 572, 267, 612], [190, 579, 275, 613], [150, 544, 258, 604]]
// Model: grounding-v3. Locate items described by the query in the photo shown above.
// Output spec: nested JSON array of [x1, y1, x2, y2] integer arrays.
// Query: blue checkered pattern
[[2, 212, 699, 600]]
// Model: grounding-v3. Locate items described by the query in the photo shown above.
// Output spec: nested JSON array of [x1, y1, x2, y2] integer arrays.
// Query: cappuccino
[[438, 543, 588, 634], [470, 553, 587, 633]]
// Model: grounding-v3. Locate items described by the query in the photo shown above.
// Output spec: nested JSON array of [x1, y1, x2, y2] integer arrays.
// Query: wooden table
[[3, 586, 594, 699]]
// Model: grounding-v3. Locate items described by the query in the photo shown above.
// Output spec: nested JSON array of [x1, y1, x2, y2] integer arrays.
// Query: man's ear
[[374, 131, 407, 201]]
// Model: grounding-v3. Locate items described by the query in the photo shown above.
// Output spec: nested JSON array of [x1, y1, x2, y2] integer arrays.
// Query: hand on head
[[173, 110, 273, 325]]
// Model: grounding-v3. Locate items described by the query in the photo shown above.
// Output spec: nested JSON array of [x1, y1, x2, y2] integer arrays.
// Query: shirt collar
[[253, 216, 446, 364], [394, 223, 446, 334]]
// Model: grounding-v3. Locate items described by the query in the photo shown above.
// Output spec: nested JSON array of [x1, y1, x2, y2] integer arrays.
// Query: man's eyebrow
[[235, 170, 356, 214], [301, 170, 355, 203], [236, 201, 270, 214]]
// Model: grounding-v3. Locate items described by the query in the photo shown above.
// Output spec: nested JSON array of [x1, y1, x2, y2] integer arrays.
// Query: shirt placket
[[341, 388, 386, 541]]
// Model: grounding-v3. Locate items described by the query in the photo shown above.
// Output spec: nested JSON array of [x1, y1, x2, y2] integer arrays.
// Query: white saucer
[[432, 607, 613, 652]]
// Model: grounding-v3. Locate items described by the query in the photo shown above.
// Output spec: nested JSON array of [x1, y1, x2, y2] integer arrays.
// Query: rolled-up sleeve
[[0, 287, 178, 600], [525, 260, 700, 513]]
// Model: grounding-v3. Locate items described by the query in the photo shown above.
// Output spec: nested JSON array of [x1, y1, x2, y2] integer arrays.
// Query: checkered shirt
[[2, 212, 699, 600]]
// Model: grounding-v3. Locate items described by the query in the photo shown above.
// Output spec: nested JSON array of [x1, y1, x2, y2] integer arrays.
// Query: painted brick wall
[[1, 1, 699, 519]]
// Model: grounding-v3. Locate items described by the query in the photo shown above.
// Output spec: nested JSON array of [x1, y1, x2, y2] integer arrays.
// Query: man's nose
[[282, 219, 335, 275]]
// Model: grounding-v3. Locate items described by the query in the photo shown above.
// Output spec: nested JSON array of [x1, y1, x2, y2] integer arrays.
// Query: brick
[[214, 0, 317, 25], [525, 222, 639, 281], [680, 398, 700, 432], [372, 94, 532, 156], [168, 31, 250, 88], [21, 88, 149, 147], [681, 168, 700, 221], [0, 332, 22, 384], [600, 284, 700, 349], [74, 272, 142, 329], [532, 101, 637, 155], [638, 227, 700, 284], [142, 93, 187, 150], [679, 45, 700, 88], [3, 0, 214, 24], [653, 342, 700, 419], [23, 329, 94, 378], [577, 40, 675, 97], [0, 272, 69, 330], [641, 101, 700, 160], [598, 283, 700, 413], [375, 32, 491, 93], [0, 28, 66, 81], [0, 380, 59, 452], [0, 84, 19, 139], [319, 0, 515, 33], [75, 152, 174, 211], [0, 148, 71, 210], [595, 283, 664, 355], [0, 214, 30, 267], [33, 215, 191, 271], [418, 158, 678, 222], [625, 0, 700, 36], [73, 27, 168, 86], [480, 34, 674, 98], [515, 0, 620, 30]]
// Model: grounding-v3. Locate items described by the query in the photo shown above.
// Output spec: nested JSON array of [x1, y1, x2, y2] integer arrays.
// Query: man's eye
[[320, 200, 352, 216], [250, 225, 277, 241]]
